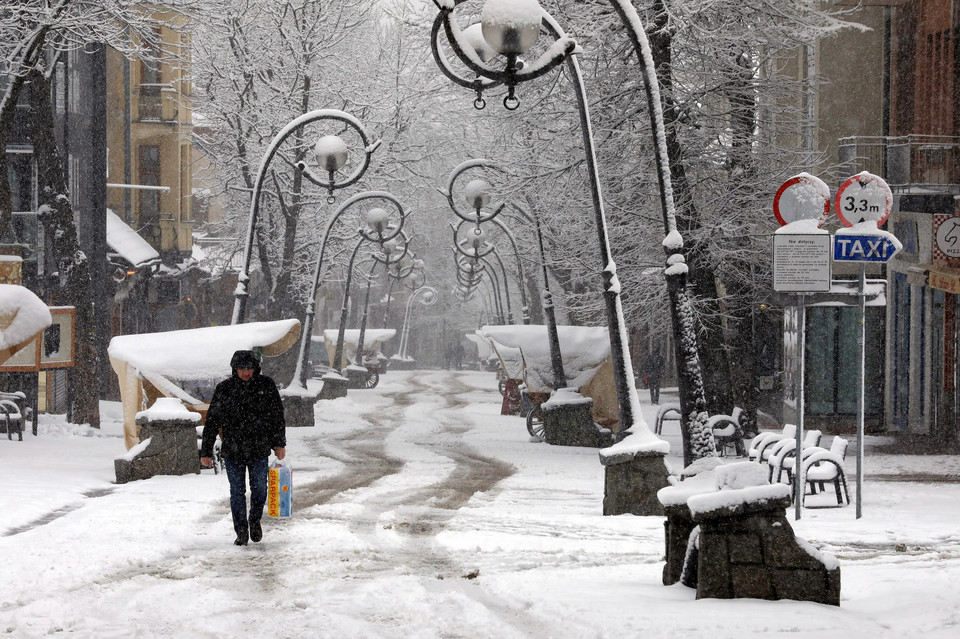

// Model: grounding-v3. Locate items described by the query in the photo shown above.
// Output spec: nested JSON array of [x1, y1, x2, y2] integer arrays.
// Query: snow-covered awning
[[479, 324, 611, 389], [106, 209, 160, 267], [322, 328, 396, 350]]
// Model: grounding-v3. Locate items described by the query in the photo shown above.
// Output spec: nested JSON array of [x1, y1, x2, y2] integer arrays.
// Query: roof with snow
[[106, 209, 160, 267]]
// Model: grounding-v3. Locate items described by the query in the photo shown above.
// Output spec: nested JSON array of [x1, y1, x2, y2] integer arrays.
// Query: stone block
[[730, 565, 775, 600], [602, 452, 670, 516], [319, 375, 348, 400], [543, 399, 598, 447], [662, 504, 696, 585], [770, 568, 839, 605], [115, 403, 201, 484], [696, 533, 731, 599], [728, 533, 763, 564], [281, 393, 317, 428]]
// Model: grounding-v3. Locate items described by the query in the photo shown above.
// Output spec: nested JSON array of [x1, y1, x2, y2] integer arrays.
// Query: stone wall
[[115, 398, 201, 484]]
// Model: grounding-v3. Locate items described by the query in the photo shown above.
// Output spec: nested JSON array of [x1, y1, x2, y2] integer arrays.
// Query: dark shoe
[[249, 520, 262, 543], [234, 529, 249, 546]]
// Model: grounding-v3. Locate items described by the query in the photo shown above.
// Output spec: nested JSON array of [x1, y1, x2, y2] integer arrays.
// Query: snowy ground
[[1, 369, 959, 638]]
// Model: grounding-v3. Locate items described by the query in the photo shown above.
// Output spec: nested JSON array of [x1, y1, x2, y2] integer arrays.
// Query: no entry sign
[[773, 173, 830, 227]]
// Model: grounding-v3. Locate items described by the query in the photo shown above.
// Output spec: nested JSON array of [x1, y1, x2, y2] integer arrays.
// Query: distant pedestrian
[[444, 343, 454, 370], [200, 350, 286, 546], [647, 349, 665, 405], [454, 341, 465, 370]]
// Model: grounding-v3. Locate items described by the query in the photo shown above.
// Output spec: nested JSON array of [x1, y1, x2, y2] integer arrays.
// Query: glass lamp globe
[[463, 179, 492, 210], [480, 0, 542, 56], [314, 135, 348, 172], [365, 207, 390, 232]]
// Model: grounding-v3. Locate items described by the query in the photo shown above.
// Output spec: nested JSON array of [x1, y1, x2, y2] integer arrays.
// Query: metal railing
[[838, 135, 960, 193], [138, 84, 165, 121]]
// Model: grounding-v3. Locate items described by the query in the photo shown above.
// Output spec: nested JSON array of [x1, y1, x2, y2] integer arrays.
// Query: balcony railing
[[838, 135, 960, 193]]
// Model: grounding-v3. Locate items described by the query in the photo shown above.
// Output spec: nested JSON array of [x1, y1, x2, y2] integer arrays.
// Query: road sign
[[835, 172, 893, 227], [833, 234, 900, 262], [774, 234, 832, 292], [773, 174, 830, 226]]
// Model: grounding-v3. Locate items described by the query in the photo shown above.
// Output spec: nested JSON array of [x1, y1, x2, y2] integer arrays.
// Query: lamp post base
[[344, 366, 369, 389], [542, 396, 612, 448], [600, 450, 671, 516], [319, 374, 349, 400], [280, 392, 319, 428]]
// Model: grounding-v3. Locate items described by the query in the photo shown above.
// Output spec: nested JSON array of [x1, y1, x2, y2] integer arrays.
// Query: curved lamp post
[[291, 191, 406, 390], [397, 286, 438, 363], [331, 204, 408, 376], [444, 159, 530, 324], [232, 108, 379, 325], [431, 3, 644, 436], [355, 231, 411, 369]]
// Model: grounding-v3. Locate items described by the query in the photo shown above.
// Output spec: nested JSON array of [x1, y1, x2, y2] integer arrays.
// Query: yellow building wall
[[104, 14, 194, 258]]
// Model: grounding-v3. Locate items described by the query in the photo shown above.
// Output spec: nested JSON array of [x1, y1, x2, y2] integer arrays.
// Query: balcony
[[838, 135, 960, 194], [137, 84, 181, 122]]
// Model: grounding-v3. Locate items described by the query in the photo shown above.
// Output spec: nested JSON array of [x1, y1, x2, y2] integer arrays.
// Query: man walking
[[200, 350, 286, 546]]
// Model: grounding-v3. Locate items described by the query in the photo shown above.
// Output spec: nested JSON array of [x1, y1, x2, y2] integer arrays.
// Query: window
[[138, 145, 161, 226]]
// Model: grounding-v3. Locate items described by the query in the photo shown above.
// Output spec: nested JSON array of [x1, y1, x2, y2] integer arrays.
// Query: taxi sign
[[833, 234, 900, 262]]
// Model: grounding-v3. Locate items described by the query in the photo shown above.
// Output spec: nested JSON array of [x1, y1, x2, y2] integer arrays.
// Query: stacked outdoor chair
[[706, 407, 746, 457], [748, 423, 796, 463], [766, 430, 823, 483], [799, 437, 850, 506], [654, 404, 681, 435], [0, 395, 24, 441]]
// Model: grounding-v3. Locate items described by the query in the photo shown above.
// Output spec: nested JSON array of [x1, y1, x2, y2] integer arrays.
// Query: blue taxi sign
[[833, 234, 900, 262]]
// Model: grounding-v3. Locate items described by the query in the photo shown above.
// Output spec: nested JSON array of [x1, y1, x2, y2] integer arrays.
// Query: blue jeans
[[224, 457, 269, 534]]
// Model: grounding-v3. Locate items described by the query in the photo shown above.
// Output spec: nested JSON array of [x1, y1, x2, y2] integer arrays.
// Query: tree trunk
[[30, 70, 100, 428], [648, 0, 735, 418]]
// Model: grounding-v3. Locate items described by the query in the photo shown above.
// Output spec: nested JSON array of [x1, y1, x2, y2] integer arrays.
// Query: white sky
[[2, 370, 960, 638]]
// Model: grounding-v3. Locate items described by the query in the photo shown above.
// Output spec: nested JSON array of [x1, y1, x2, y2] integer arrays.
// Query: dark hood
[[230, 349, 261, 377]]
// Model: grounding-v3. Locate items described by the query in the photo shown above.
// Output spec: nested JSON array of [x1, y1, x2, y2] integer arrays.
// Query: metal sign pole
[[795, 293, 806, 519], [856, 263, 866, 519]]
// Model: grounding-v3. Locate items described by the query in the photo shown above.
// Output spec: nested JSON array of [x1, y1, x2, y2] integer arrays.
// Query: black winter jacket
[[200, 351, 285, 464]]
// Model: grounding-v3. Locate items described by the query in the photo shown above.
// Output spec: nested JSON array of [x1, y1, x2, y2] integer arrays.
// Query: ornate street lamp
[[291, 191, 407, 394], [430, 2, 713, 467], [232, 109, 379, 325], [397, 286, 438, 363], [432, 6, 642, 440]]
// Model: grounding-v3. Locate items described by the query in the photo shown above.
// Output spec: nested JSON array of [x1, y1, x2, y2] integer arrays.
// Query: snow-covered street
[[2, 369, 960, 638]]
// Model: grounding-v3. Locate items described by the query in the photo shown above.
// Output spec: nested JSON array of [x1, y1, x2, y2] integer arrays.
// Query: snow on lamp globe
[[480, 0, 542, 57], [464, 178, 492, 212]]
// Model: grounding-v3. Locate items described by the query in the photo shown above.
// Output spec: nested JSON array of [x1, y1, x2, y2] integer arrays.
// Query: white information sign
[[773, 234, 832, 292]]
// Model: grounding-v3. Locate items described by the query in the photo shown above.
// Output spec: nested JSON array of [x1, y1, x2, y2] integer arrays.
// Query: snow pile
[[714, 461, 770, 490], [135, 397, 201, 424], [688, 484, 792, 517]]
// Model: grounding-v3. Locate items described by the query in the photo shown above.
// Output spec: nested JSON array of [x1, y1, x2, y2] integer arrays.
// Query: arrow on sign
[[833, 235, 900, 262]]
